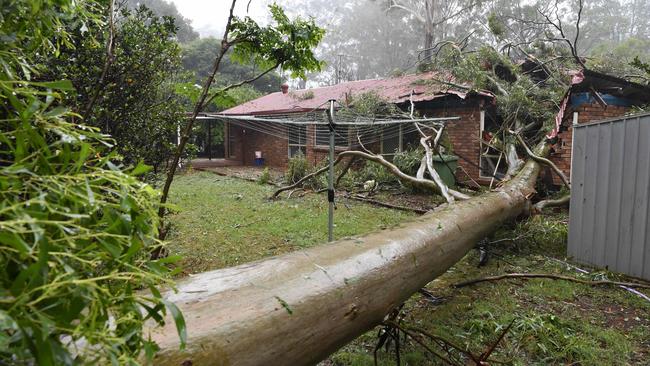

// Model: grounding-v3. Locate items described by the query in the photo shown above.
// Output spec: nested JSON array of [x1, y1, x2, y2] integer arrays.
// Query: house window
[[380, 124, 421, 157], [381, 124, 401, 156], [479, 110, 507, 179], [288, 124, 307, 157], [227, 122, 237, 158], [314, 124, 350, 147]]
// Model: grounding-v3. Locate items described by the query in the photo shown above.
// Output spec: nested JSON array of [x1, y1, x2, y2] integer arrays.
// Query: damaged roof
[[221, 71, 494, 115]]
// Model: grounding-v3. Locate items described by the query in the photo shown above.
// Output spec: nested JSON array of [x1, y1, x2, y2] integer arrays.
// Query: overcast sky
[[169, 0, 270, 37]]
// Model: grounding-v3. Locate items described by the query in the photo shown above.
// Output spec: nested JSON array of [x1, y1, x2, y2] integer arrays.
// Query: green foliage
[[180, 37, 281, 94], [285, 152, 309, 184], [1, 1, 182, 364], [229, 4, 325, 79], [125, 0, 199, 43], [393, 146, 425, 177], [44, 5, 188, 174], [343, 91, 401, 117], [487, 12, 506, 39], [589, 37, 650, 80], [443, 46, 567, 133], [349, 162, 398, 186], [258, 167, 271, 185]]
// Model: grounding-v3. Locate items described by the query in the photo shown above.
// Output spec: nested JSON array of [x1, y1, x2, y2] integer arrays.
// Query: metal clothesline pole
[[326, 100, 336, 242]]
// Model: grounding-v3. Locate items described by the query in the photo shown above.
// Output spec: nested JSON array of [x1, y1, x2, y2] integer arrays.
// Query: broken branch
[[514, 133, 570, 188], [534, 194, 570, 211], [453, 273, 650, 289]]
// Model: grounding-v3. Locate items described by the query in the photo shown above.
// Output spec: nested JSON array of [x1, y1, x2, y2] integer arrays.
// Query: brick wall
[[418, 103, 483, 184], [237, 123, 289, 167], [549, 103, 629, 186]]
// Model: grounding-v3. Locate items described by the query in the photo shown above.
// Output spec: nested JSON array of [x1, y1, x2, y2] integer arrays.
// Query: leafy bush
[[258, 167, 271, 185], [44, 5, 187, 175], [393, 146, 425, 177], [285, 152, 309, 184], [349, 162, 398, 186], [1, 1, 182, 364]]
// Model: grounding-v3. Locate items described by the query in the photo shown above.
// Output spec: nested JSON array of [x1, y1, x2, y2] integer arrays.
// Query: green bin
[[431, 154, 458, 187]]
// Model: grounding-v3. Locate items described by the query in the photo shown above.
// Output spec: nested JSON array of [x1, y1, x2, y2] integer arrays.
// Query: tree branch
[[454, 273, 650, 289], [82, 0, 115, 121], [156, 0, 238, 245], [515, 133, 570, 189], [204, 62, 280, 107], [534, 194, 570, 211]]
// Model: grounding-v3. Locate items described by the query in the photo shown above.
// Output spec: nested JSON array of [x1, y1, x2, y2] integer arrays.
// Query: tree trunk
[[148, 144, 549, 366]]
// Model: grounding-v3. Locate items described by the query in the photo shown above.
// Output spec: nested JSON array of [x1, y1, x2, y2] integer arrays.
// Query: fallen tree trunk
[[148, 144, 549, 366]]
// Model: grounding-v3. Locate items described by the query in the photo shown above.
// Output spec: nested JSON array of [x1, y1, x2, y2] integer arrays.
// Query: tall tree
[[44, 5, 188, 175], [125, 0, 199, 42], [386, 0, 481, 60]]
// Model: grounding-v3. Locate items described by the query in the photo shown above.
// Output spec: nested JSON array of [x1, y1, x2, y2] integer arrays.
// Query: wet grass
[[166, 171, 415, 274]]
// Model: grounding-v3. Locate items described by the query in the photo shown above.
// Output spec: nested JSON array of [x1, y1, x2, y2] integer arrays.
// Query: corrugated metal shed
[[568, 112, 650, 280]]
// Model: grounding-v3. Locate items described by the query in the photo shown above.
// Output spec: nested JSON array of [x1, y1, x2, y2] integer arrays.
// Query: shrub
[[286, 152, 309, 184], [258, 167, 271, 185], [393, 146, 425, 177], [349, 162, 398, 186], [0, 1, 183, 363]]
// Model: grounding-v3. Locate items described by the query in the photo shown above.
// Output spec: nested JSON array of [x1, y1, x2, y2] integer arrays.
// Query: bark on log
[[147, 144, 549, 366]]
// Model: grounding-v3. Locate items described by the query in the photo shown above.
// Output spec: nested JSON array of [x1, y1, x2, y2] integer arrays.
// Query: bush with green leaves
[[258, 167, 271, 185], [349, 162, 398, 187], [1, 1, 183, 364], [44, 5, 188, 175], [285, 152, 309, 184], [393, 146, 425, 177]]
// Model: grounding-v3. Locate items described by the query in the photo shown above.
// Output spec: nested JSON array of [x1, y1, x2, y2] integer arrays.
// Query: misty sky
[[169, 0, 269, 37]]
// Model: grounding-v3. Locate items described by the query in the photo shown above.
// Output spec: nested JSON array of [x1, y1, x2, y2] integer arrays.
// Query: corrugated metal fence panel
[[568, 112, 650, 280]]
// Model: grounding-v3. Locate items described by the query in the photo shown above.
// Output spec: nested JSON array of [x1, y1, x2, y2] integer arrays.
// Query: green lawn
[[167, 172, 649, 365], [166, 171, 415, 274]]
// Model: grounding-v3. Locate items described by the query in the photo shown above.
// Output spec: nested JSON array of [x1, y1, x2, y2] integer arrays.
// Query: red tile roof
[[221, 71, 493, 115]]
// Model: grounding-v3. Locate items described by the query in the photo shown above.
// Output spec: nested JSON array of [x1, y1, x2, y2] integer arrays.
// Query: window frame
[[314, 124, 350, 149], [287, 124, 307, 158]]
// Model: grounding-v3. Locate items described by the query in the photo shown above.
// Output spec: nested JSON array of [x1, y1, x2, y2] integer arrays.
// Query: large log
[[148, 145, 548, 366]]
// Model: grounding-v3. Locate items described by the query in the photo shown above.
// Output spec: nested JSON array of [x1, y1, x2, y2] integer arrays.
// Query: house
[[547, 69, 650, 186], [214, 69, 650, 186]]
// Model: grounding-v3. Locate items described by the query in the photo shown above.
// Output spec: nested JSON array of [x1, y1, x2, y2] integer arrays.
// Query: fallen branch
[[345, 194, 429, 214], [193, 167, 281, 186], [272, 156, 343, 198], [273, 151, 470, 201], [534, 194, 570, 211], [453, 273, 650, 289], [335, 156, 357, 187], [515, 134, 570, 188], [415, 123, 454, 203], [338, 151, 470, 201]]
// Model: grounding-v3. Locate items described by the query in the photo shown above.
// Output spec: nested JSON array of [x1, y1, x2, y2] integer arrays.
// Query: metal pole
[[326, 100, 336, 242], [207, 120, 212, 160]]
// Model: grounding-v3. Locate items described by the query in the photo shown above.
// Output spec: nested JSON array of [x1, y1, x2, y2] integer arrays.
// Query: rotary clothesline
[[197, 109, 459, 151], [196, 100, 460, 241]]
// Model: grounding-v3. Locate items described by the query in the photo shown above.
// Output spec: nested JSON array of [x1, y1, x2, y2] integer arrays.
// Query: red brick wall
[[418, 104, 483, 184], [241, 127, 289, 167], [549, 103, 629, 186]]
